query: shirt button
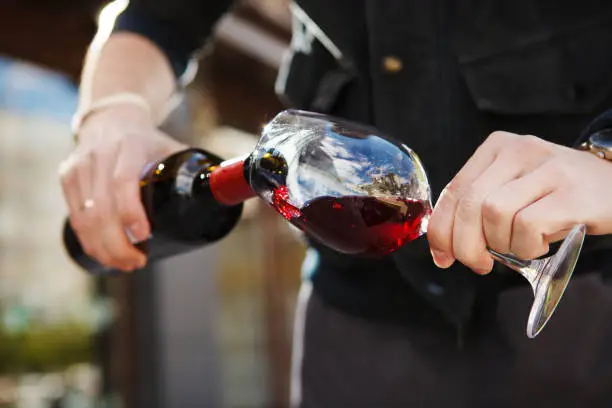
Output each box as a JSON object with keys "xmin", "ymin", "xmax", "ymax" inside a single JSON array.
[{"xmin": 382, "ymin": 55, "xmax": 403, "ymax": 74}]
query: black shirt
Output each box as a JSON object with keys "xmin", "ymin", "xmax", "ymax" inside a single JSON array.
[{"xmin": 113, "ymin": 0, "xmax": 612, "ymax": 332}]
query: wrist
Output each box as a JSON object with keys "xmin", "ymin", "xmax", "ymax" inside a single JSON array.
[
  {"xmin": 72, "ymin": 92, "xmax": 157, "ymax": 142},
  {"xmin": 86, "ymin": 102, "xmax": 153, "ymax": 125},
  {"xmin": 75, "ymin": 105, "xmax": 158, "ymax": 146}
]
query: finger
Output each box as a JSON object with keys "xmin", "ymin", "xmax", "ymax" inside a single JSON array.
[
  {"xmin": 482, "ymin": 163, "xmax": 556, "ymax": 256},
  {"xmin": 427, "ymin": 131, "xmax": 512, "ymax": 266},
  {"xmin": 71, "ymin": 150, "xmax": 116, "ymax": 267},
  {"xmin": 452, "ymin": 156, "xmax": 528, "ymax": 274},
  {"xmin": 92, "ymin": 148, "xmax": 147, "ymax": 271},
  {"xmin": 544, "ymin": 229, "xmax": 572, "ymax": 244},
  {"xmin": 59, "ymin": 154, "xmax": 105, "ymax": 259},
  {"xmin": 511, "ymin": 191, "xmax": 576, "ymax": 260},
  {"xmin": 113, "ymin": 137, "xmax": 151, "ymax": 243},
  {"xmin": 427, "ymin": 186, "xmax": 459, "ymax": 268},
  {"xmin": 58, "ymin": 156, "xmax": 83, "ymax": 222}
]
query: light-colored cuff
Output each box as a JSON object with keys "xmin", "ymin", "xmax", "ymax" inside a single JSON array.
[{"xmin": 71, "ymin": 92, "xmax": 154, "ymax": 136}]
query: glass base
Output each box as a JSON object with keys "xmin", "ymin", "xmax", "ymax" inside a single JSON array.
[{"xmin": 526, "ymin": 224, "xmax": 586, "ymax": 338}]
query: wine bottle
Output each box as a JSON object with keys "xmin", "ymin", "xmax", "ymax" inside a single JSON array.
[{"xmin": 63, "ymin": 147, "xmax": 254, "ymax": 274}]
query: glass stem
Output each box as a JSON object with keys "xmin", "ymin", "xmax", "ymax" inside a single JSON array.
[{"xmin": 488, "ymin": 249, "xmax": 548, "ymax": 290}]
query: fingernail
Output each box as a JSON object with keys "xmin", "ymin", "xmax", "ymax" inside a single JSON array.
[
  {"xmin": 473, "ymin": 267, "xmax": 492, "ymax": 275},
  {"xmin": 431, "ymin": 249, "xmax": 455, "ymax": 268},
  {"xmin": 128, "ymin": 223, "xmax": 148, "ymax": 242}
]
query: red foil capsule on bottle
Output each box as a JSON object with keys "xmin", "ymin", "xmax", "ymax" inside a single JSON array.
[{"xmin": 209, "ymin": 156, "xmax": 255, "ymax": 205}]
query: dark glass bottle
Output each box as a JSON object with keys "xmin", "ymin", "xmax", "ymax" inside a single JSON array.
[{"xmin": 63, "ymin": 148, "xmax": 254, "ymax": 274}]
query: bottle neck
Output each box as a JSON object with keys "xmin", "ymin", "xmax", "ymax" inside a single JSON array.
[{"xmin": 209, "ymin": 154, "xmax": 256, "ymax": 205}]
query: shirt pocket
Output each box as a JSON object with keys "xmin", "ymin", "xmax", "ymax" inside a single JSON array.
[{"xmin": 455, "ymin": 15, "xmax": 612, "ymax": 115}]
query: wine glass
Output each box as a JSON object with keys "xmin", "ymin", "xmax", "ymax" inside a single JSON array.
[{"xmin": 249, "ymin": 109, "xmax": 586, "ymax": 338}]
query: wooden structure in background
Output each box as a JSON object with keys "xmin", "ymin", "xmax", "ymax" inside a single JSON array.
[{"xmin": 0, "ymin": 1, "xmax": 298, "ymax": 407}]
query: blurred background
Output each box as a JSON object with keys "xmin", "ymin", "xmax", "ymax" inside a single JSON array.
[{"xmin": 0, "ymin": 1, "xmax": 305, "ymax": 407}]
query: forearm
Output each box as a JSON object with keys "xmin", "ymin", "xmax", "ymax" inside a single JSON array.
[
  {"xmin": 77, "ymin": 0, "xmax": 234, "ymax": 125},
  {"xmin": 78, "ymin": 31, "xmax": 176, "ymax": 123}
]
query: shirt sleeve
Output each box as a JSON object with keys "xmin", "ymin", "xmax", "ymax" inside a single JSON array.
[{"xmin": 112, "ymin": 0, "xmax": 235, "ymax": 78}]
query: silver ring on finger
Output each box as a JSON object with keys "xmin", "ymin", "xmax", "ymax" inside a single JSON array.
[{"xmin": 81, "ymin": 198, "xmax": 95, "ymax": 211}]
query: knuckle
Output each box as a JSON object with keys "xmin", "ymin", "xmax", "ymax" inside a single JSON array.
[
  {"xmin": 439, "ymin": 182, "xmax": 462, "ymax": 207},
  {"xmin": 521, "ymin": 134, "xmax": 553, "ymax": 156},
  {"xmin": 58, "ymin": 157, "xmax": 81, "ymax": 183},
  {"xmin": 442, "ymin": 182, "xmax": 460, "ymax": 199},
  {"xmin": 514, "ymin": 210, "xmax": 535, "ymax": 235},
  {"xmin": 57, "ymin": 159, "xmax": 72, "ymax": 179},
  {"xmin": 482, "ymin": 196, "xmax": 507, "ymax": 224},
  {"xmin": 501, "ymin": 134, "xmax": 540, "ymax": 160},
  {"xmin": 456, "ymin": 189, "xmax": 480, "ymax": 219},
  {"xmin": 59, "ymin": 169, "xmax": 75, "ymax": 188},
  {"xmin": 515, "ymin": 135, "xmax": 537, "ymax": 153},
  {"xmin": 488, "ymin": 130, "xmax": 513, "ymax": 145},
  {"xmin": 520, "ymin": 134, "xmax": 541, "ymax": 148},
  {"xmin": 462, "ymin": 186, "xmax": 480, "ymax": 205},
  {"xmin": 488, "ymin": 130, "xmax": 507, "ymax": 141}
]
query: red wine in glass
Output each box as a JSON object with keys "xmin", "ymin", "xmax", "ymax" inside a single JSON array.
[{"xmin": 272, "ymin": 186, "xmax": 430, "ymax": 256}]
